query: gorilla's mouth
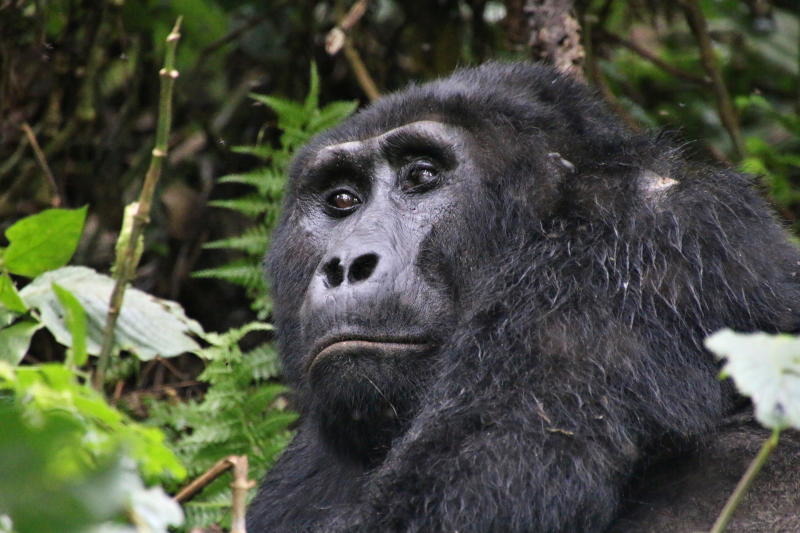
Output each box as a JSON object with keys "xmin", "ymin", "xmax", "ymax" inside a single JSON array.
[{"xmin": 307, "ymin": 337, "xmax": 434, "ymax": 373}]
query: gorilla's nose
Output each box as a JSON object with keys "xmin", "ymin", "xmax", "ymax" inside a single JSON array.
[{"xmin": 320, "ymin": 253, "xmax": 380, "ymax": 288}]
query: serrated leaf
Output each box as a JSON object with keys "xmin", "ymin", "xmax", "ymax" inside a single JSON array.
[
  {"xmin": 250, "ymin": 94, "xmax": 306, "ymax": 130},
  {"xmin": 20, "ymin": 266, "xmax": 203, "ymax": 360},
  {"xmin": 705, "ymin": 329, "xmax": 800, "ymax": 430},
  {"xmin": 192, "ymin": 261, "xmax": 264, "ymax": 288},
  {"xmin": 0, "ymin": 320, "xmax": 43, "ymax": 365},
  {"xmin": 52, "ymin": 283, "xmax": 88, "ymax": 367},
  {"xmin": 230, "ymin": 144, "xmax": 273, "ymax": 159},
  {"xmin": 310, "ymin": 100, "xmax": 359, "ymax": 133},
  {"xmin": 203, "ymin": 227, "xmax": 268, "ymax": 255},
  {"xmin": 208, "ymin": 195, "xmax": 269, "ymax": 217},
  {"xmin": 3, "ymin": 206, "xmax": 87, "ymax": 277},
  {"xmin": 218, "ymin": 169, "xmax": 271, "ymax": 191}
]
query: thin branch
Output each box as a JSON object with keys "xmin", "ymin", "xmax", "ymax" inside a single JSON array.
[
  {"xmin": 680, "ymin": 0, "xmax": 744, "ymax": 159},
  {"xmin": 342, "ymin": 41, "xmax": 381, "ymax": 102},
  {"xmin": 339, "ymin": 0, "xmax": 369, "ymax": 32},
  {"xmin": 325, "ymin": 0, "xmax": 369, "ymax": 55},
  {"xmin": 230, "ymin": 455, "xmax": 256, "ymax": 533},
  {"xmin": 599, "ymin": 31, "xmax": 711, "ymax": 86},
  {"xmin": 174, "ymin": 456, "xmax": 234, "ymax": 503},
  {"xmin": 197, "ymin": 14, "xmax": 269, "ymax": 63},
  {"xmin": 710, "ymin": 428, "xmax": 780, "ymax": 533},
  {"xmin": 94, "ymin": 17, "xmax": 183, "ymax": 391},
  {"xmin": 20, "ymin": 122, "xmax": 61, "ymax": 206},
  {"xmin": 324, "ymin": 0, "xmax": 380, "ymax": 101},
  {"xmin": 583, "ymin": 16, "xmax": 639, "ymax": 130}
]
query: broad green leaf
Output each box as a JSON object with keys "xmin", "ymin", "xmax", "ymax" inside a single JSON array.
[
  {"xmin": 0, "ymin": 273, "xmax": 27, "ymax": 314},
  {"xmin": 705, "ymin": 329, "xmax": 800, "ymax": 430},
  {"xmin": 0, "ymin": 320, "xmax": 43, "ymax": 365},
  {"xmin": 0, "ymin": 404, "xmax": 122, "ymax": 533},
  {"xmin": 20, "ymin": 266, "xmax": 203, "ymax": 360},
  {"xmin": 2, "ymin": 207, "xmax": 87, "ymax": 278},
  {"xmin": 1, "ymin": 363, "xmax": 185, "ymax": 480},
  {"xmin": 52, "ymin": 283, "xmax": 88, "ymax": 367}
]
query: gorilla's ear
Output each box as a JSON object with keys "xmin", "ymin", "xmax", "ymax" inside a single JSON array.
[{"xmin": 639, "ymin": 169, "xmax": 678, "ymax": 201}]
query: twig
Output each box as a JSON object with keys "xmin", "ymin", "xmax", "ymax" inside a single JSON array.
[
  {"xmin": 230, "ymin": 455, "xmax": 256, "ymax": 533},
  {"xmin": 93, "ymin": 17, "xmax": 183, "ymax": 391},
  {"xmin": 173, "ymin": 455, "xmax": 255, "ymax": 532},
  {"xmin": 174, "ymin": 456, "xmax": 234, "ymax": 503},
  {"xmin": 342, "ymin": 41, "xmax": 381, "ymax": 102},
  {"xmin": 710, "ymin": 428, "xmax": 780, "ymax": 533},
  {"xmin": 583, "ymin": 16, "xmax": 639, "ymax": 130},
  {"xmin": 324, "ymin": 0, "xmax": 369, "ymax": 55},
  {"xmin": 680, "ymin": 0, "xmax": 744, "ymax": 159},
  {"xmin": 324, "ymin": 0, "xmax": 380, "ymax": 101},
  {"xmin": 599, "ymin": 31, "xmax": 711, "ymax": 86},
  {"xmin": 20, "ymin": 122, "xmax": 61, "ymax": 206}
]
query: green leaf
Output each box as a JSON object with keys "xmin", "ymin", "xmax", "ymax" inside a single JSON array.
[
  {"xmin": 0, "ymin": 320, "xmax": 42, "ymax": 365},
  {"xmin": 1, "ymin": 363, "xmax": 186, "ymax": 481},
  {"xmin": 705, "ymin": 329, "xmax": 800, "ymax": 430},
  {"xmin": 203, "ymin": 226, "xmax": 269, "ymax": 255},
  {"xmin": 249, "ymin": 94, "xmax": 306, "ymax": 130},
  {"xmin": 192, "ymin": 261, "xmax": 265, "ymax": 288},
  {"xmin": 2, "ymin": 207, "xmax": 87, "ymax": 278},
  {"xmin": 0, "ymin": 273, "xmax": 27, "ymax": 314},
  {"xmin": 20, "ymin": 266, "xmax": 204, "ymax": 360},
  {"xmin": 208, "ymin": 195, "xmax": 270, "ymax": 217},
  {"xmin": 310, "ymin": 100, "xmax": 359, "ymax": 133},
  {"xmin": 52, "ymin": 283, "xmax": 88, "ymax": 368}
]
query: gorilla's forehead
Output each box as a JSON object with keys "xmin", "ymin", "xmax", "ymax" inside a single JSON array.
[{"xmin": 314, "ymin": 120, "xmax": 463, "ymax": 161}]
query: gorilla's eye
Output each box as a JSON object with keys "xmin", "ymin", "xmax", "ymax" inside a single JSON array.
[
  {"xmin": 401, "ymin": 160, "xmax": 440, "ymax": 192},
  {"xmin": 326, "ymin": 190, "xmax": 361, "ymax": 213}
]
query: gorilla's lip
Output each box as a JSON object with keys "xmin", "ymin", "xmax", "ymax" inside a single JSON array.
[{"xmin": 307, "ymin": 336, "xmax": 434, "ymax": 372}]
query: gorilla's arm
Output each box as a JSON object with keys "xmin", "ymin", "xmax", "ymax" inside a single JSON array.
[{"xmin": 339, "ymin": 313, "xmax": 727, "ymax": 532}]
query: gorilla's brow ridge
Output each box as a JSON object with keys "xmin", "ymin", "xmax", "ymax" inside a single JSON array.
[{"xmin": 313, "ymin": 120, "xmax": 461, "ymax": 165}]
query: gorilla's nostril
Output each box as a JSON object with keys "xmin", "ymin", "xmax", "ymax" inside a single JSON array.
[
  {"xmin": 322, "ymin": 258, "xmax": 344, "ymax": 288},
  {"xmin": 348, "ymin": 253, "xmax": 379, "ymax": 283}
]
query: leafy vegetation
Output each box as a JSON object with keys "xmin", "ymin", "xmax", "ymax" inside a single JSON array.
[
  {"xmin": 196, "ymin": 64, "xmax": 357, "ymax": 317},
  {"xmin": 1, "ymin": 1, "xmax": 798, "ymax": 531}
]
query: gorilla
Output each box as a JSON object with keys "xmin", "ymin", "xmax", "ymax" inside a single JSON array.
[{"xmin": 246, "ymin": 62, "xmax": 800, "ymax": 532}]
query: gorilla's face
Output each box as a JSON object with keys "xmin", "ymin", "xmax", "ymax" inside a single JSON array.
[{"xmin": 272, "ymin": 120, "xmax": 479, "ymax": 460}]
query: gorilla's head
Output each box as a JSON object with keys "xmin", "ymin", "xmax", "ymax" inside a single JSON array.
[{"xmin": 267, "ymin": 62, "xmax": 636, "ymax": 462}]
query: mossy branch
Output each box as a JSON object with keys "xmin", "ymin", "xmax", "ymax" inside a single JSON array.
[{"xmin": 94, "ymin": 17, "xmax": 183, "ymax": 391}]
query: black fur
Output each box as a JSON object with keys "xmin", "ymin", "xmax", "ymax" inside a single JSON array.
[{"xmin": 246, "ymin": 62, "xmax": 800, "ymax": 532}]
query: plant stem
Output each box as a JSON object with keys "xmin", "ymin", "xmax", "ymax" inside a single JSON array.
[
  {"xmin": 230, "ymin": 455, "xmax": 256, "ymax": 533},
  {"xmin": 93, "ymin": 17, "xmax": 182, "ymax": 391},
  {"xmin": 680, "ymin": 0, "xmax": 744, "ymax": 159},
  {"xmin": 710, "ymin": 427, "xmax": 781, "ymax": 533}
]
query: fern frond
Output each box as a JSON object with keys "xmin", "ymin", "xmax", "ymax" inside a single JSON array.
[
  {"xmin": 208, "ymin": 194, "xmax": 269, "ymax": 217},
  {"xmin": 230, "ymin": 144, "xmax": 272, "ymax": 159},
  {"xmin": 310, "ymin": 100, "xmax": 359, "ymax": 133},
  {"xmin": 192, "ymin": 261, "xmax": 264, "ymax": 289},
  {"xmin": 250, "ymin": 94, "xmax": 306, "ymax": 130},
  {"xmin": 246, "ymin": 342, "xmax": 281, "ymax": 380},
  {"xmin": 203, "ymin": 226, "xmax": 269, "ymax": 255}
]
